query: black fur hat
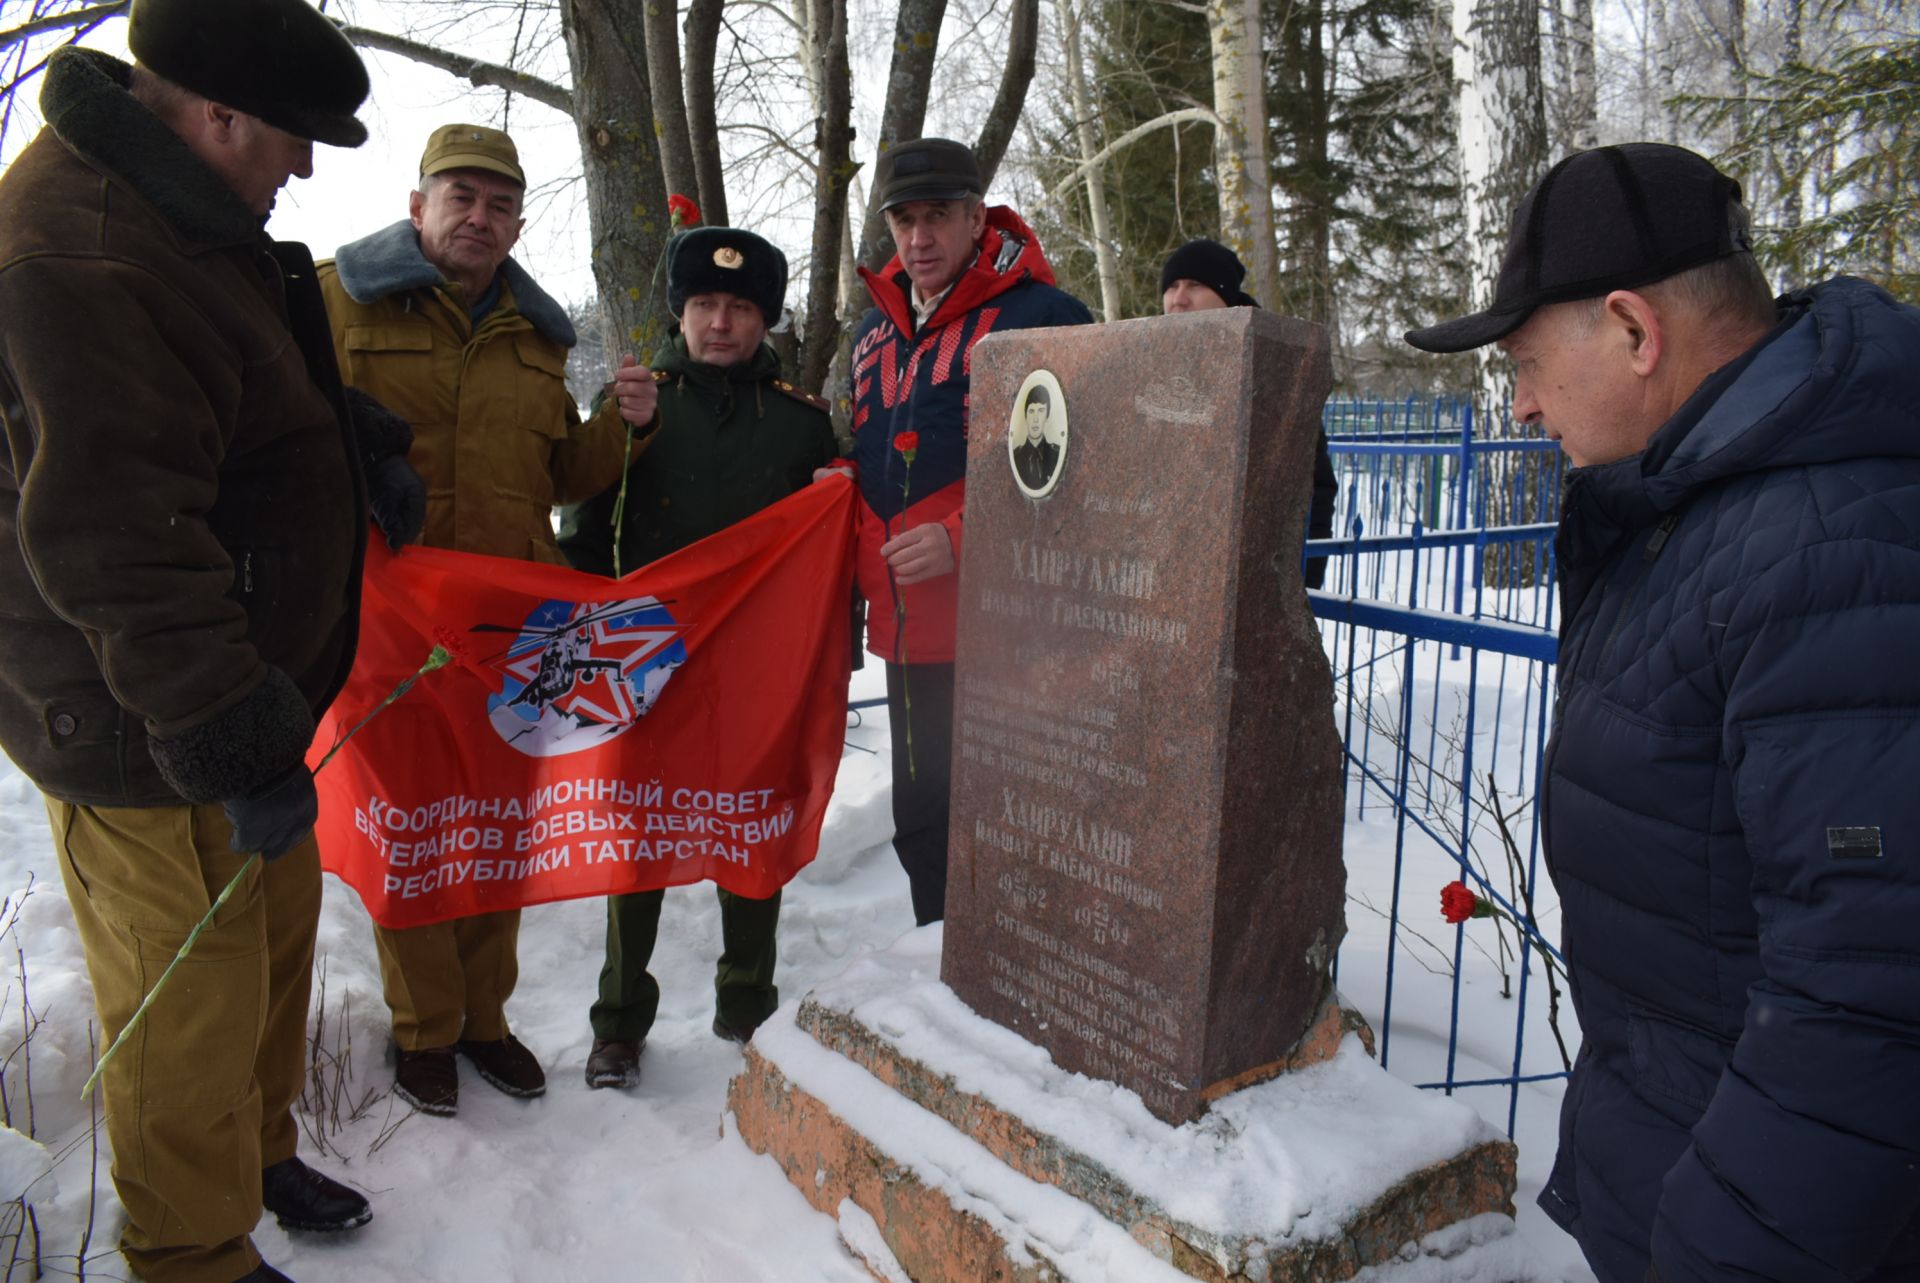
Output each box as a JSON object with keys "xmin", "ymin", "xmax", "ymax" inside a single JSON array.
[
  {"xmin": 666, "ymin": 228, "xmax": 788, "ymax": 324},
  {"xmin": 128, "ymin": 0, "xmax": 370, "ymax": 147}
]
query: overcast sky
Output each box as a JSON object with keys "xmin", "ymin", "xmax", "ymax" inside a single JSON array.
[
  {"xmin": 0, "ymin": 0, "xmax": 1034, "ymax": 317},
  {"xmin": 1, "ymin": 4, "xmax": 601, "ymax": 305}
]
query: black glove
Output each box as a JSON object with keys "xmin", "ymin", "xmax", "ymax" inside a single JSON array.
[
  {"xmin": 343, "ymin": 385, "xmax": 413, "ymax": 462},
  {"xmin": 343, "ymin": 386, "xmax": 425, "ymax": 551},
  {"xmin": 222, "ymin": 764, "xmax": 319, "ymax": 861},
  {"xmin": 368, "ymin": 453, "xmax": 426, "ymax": 551}
]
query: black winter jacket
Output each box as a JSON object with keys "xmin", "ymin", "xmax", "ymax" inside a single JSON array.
[{"xmin": 1540, "ymin": 276, "xmax": 1920, "ymax": 1283}]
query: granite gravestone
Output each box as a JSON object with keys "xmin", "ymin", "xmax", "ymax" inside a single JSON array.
[{"xmin": 941, "ymin": 307, "xmax": 1344, "ymax": 1125}]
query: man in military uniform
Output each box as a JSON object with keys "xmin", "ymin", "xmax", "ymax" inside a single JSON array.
[
  {"xmin": 558, "ymin": 227, "xmax": 837, "ymax": 1089},
  {"xmin": 0, "ymin": 0, "xmax": 398, "ymax": 1277},
  {"xmin": 317, "ymin": 124, "xmax": 658, "ymax": 1117}
]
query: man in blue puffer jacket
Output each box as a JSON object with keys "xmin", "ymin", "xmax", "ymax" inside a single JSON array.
[{"xmin": 1407, "ymin": 143, "xmax": 1920, "ymax": 1283}]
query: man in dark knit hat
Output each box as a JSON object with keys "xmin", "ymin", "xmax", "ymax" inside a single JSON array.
[
  {"xmin": 1160, "ymin": 238, "xmax": 1338, "ymax": 589},
  {"xmin": 556, "ymin": 227, "xmax": 837, "ymax": 1090},
  {"xmin": 1407, "ymin": 143, "xmax": 1920, "ymax": 1283},
  {"xmin": 0, "ymin": 0, "xmax": 406, "ymax": 1278},
  {"xmin": 827, "ymin": 138, "xmax": 1092, "ymax": 927},
  {"xmin": 318, "ymin": 124, "xmax": 657, "ymax": 1120}
]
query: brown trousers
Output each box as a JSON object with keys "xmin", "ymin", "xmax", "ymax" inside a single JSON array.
[
  {"xmin": 47, "ymin": 799, "xmax": 318, "ymax": 1283},
  {"xmin": 372, "ymin": 909, "xmax": 520, "ymax": 1050}
]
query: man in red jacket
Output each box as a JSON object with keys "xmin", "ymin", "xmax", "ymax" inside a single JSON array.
[{"xmin": 827, "ymin": 139, "xmax": 1091, "ymax": 924}]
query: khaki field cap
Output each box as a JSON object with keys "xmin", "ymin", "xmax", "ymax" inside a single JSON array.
[
  {"xmin": 127, "ymin": 0, "xmax": 370, "ymax": 146},
  {"xmin": 420, "ymin": 124, "xmax": 526, "ymax": 188}
]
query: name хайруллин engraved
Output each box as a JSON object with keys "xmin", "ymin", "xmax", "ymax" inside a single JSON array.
[
  {"xmin": 975, "ymin": 786, "xmax": 1165, "ymax": 912},
  {"xmin": 979, "ymin": 539, "xmax": 1191, "ymax": 648}
]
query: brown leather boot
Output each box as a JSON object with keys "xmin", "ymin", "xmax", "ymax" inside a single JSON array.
[{"xmin": 584, "ymin": 1038, "xmax": 642, "ymax": 1090}]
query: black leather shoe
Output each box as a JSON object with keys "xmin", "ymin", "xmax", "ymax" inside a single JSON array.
[
  {"xmin": 457, "ymin": 1033, "xmax": 547, "ymax": 1098},
  {"xmin": 394, "ymin": 1045, "xmax": 459, "ymax": 1116},
  {"xmin": 232, "ymin": 1264, "xmax": 294, "ymax": 1283},
  {"xmin": 584, "ymin": 1038, "xmax": 641, "ymax": 1089},
  {"xmin": 260, "ymin": 1157, "xmax": 371, "ymax": 1232}
]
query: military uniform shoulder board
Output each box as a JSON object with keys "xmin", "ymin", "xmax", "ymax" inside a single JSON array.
[{"xmin": 771, "ymin": 379, "xmax": 831, "ymax": 413}]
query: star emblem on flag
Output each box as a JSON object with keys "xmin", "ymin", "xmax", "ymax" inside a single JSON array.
[{"xmin": 493, "ymin": 598, "xmax": 685, "ymax": 727}]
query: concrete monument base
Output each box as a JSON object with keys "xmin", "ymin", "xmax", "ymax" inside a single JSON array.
[{"xmin": 728, "ymin": 931, "xmax": 1537, "ymax": 1283}]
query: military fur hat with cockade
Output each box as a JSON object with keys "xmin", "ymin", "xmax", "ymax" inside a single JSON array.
[{"xmin": 666, "ymin": 228, "xmax": 789, "ymax": 325}]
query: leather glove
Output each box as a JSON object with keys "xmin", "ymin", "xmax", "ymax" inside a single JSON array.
[
  {"xmin": 222, "ymin": 764, "xmax": 319, "ymax": 861},
  {"xmin": 368, "ymin": 453, "xmax": 426, "ymax": 551}
]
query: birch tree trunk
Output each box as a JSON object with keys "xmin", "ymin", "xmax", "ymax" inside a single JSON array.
[
  {"xmin": 1454, "ymin": 0, "xmax": 1546, "ymax": 419},
  {"xmin": 1650, "ymin": 0, "xmax": 1679, "ymax": 141},
  {"xmin": 1721, "ymin": 0, "xmax": 1746, "ymax": 139},
  {"xmin": 854, "ymin": 0, "xmax": 949, "ymax": 271},
  {"xmin": 1208, "ymin": 0, "xmax": 1279, "ymax": 306},
  {"xmin": 1568, "ymin": 0, "xmax": 1597, "ymax": 150},
  {"xmin": 799, "ymin": 0, "xmax": 853, "ymax": 394},
  {"xmin": 681, "ymin": 0, "xmax": 728, "ymax": 225},
  {"xmin": 1059, "ymin": 0, "xmax": 1121, "ymax": 320},
  {"xmin": 643, "ymin": 0, "xmax": 697, "ymax": 201},
  {"xmin": 1778, "ymin": 0, "xmax": 1803, "ymax": 241},
  {"xmin": 562, "ymin": 0, "xmax": 674, "ymax": 362}
]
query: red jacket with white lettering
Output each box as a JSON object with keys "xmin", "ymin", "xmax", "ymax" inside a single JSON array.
[{"xmin": 840, "ymin": 207, "xmax": 1092, "ymax": 662}]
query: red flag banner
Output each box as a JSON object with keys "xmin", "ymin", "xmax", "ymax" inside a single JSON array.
[{"xmin": 311, "ymin": 477, "xmax": 857, "ymax": 929}]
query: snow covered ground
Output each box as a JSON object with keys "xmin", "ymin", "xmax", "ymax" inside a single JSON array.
[{"xmin": 0, "ymin": 660, "xmax": 1594, "ymax": 1281}]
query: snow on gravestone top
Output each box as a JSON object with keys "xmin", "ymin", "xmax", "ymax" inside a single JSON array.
[{"xmin": 940, "ymin": 306, "xmax": 1346, "ymax": 1125}]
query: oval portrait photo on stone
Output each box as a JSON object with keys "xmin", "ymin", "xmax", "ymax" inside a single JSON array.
[{"xmin": 1008, "ymin": 369, "xmax": 1068, "ymax": 499}]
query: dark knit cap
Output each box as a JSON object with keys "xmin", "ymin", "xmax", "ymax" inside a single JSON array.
[
  {"xmin": 874, "ymin": 138, "xmax": 983, "ymax": 212},
  {"xmin": 667, "ymin": 227, "xmax": 788, "ymax": 324},
  {"xmin": 1160, "ymin": 239, "xmax": 1256, "ymax": 308},
  {"xmin": 1406, "ymin": 143, "xmax": 1750, "ymax": 352},
  {"xmin": 128, "ymin": 0, "xmax": 369, "ymax": 147}
]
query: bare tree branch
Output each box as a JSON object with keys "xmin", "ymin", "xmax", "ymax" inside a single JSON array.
[
  {"xmin": 1038, "ymin": 106, "xmax": 1220, "ymax": 208},
  {"xmin": 0, "ymin": 2, "xmax": 127, "ymax": 57},
  {"xmin": 339, "ymin": 23, "xmax": 573, "ymax": 115}
]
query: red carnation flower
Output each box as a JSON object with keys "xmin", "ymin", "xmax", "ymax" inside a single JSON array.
[
  {"xmin": 894, "ymin": 431, "xmax": 920, "ymax": 455},
  {"xmin": 1440, "ymin": 880, "xmax": 1483, "ymax": 925},
  {"xmin": 668, "ymin": 193, "xmax": 701, "ymax": 228}
]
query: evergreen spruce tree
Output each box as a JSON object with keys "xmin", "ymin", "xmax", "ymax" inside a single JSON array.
[
  {"xmin": 1265, "ymin": 0, "xmax": 1469, "ymax": 390},
  {"xmin": 1684, "ymin": 31, "xmax": 1918, "ymax": 301}
]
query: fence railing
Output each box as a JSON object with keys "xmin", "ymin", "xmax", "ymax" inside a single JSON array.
[{"xmin": 1311, "ymin": 399, "xmax": 1570, "ymax": 1140}]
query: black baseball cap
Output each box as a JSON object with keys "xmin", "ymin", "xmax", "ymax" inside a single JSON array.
[
  {"xmin": 874, "ymin": 138, "xmax": 983, "ymax": 212},
  {"xmin": 1405, "ymin": 143, "xmax": 1750, "ymax": 353}
]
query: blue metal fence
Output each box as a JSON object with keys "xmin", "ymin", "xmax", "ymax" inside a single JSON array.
[{"xmin": 1312, "ymin": 397, "xmax": 1570, "ymax": 1139}]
